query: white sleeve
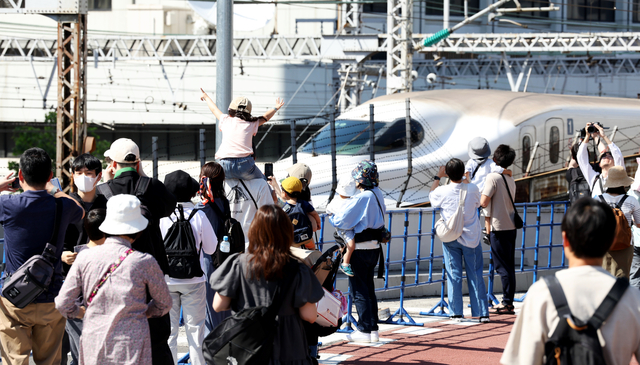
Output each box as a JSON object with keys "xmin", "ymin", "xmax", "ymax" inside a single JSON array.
[
  {"xmin": 257, "ymin": 181, "xmax": 274, "ymax": 207},
  {"xmin": 465, "ymin": 160, "xmax": 475, "ymax": 173},
  {"xmin": 429, "ymin": 187, "xmax": 444, "ymax": 208},
  {"xmin": 629, "ymin": 196, "xmax": 640, "ymax": 226},
  {"xmin": 609, "ymin": 142, "xmax": 624, "ymax": 167},
  {"xmin": 490, "ymin": 161, "xmax": 504, "ymax": 174},
  {"xmin": 199, "ymin": 212, "xmax": 217, "ymax": 255},
  {"xmin": 159, "ymin": 216, "xmax": 173, "ymax": 239},
  {"xmin": 577, "ymin": 142, "xmax": 598, "ymax": 189}
]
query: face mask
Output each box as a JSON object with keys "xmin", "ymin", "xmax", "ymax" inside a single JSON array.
[{"xmin": 75, "ymin": 175, "xmax": 98, "ymax": 193}]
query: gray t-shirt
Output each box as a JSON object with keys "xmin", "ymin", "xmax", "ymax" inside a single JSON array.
[
  {"xmin": 209, "ymin": 253, "xmax": 324, "ymax": 364},
  {"xmin": 482, "ymin": 172, "xmax": 517, "ymax": 231}
]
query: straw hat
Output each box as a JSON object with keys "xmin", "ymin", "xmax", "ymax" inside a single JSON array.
[
  {"xmin": 603, "ymin": 166, "xmax": 634, "ymax": 189},
  {"xmin": 99, "ymin": 194, "xmax": 149, "ymax": 235}
]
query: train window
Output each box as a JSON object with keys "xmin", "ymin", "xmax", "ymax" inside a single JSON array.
[
  {"xmin": 298, "ymin": 120, "xmax": 384, "ymax": 155},
  {"xmin": 522, "ymin": 135, "xmax": 531, "ymax": 173},
  {"xmin": 373, "ymin": 119, "xmax": 424, "ymax": 153},
  {"xmin": 549, "ymin": 126, "xmax": 560, "ymax": 164}
]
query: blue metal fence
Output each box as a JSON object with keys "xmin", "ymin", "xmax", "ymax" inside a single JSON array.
[{"xmin": 0, "ymin": 201, "xmax": 569, "ymax": 364}]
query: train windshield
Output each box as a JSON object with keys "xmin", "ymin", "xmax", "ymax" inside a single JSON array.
[
  {"xmin": 299, "ymin": 120, "xmax": 384, "ymax": 155},
  {"xmin": 298, "ymin": 119, "xmax": 424, "ymax": 155}
]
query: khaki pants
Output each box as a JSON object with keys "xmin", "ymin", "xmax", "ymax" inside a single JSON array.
[
  {"xmin": 0, "ymin": 297, "xmax": 66, "ymax": 365},
  {"xmin": 603, "ymin": 245, "xmax": 634, "ymax": 278}
]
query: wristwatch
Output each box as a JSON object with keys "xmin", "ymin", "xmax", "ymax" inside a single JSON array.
[{"xmin": 433, "ymin": 176, "xmax": 441, "ymax": 181}]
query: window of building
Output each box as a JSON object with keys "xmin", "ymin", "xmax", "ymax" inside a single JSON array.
[
  {"xmin": 549, "ymin": 126, "xmax": 560, "ymax": 164},
  {"xmin": 568, "ymin": 0, "xmax": 614, "ymax": 22},
  {"xmin": 522, "ymin": 135, "xmax": 531, "ymax": 173},
  {"xmin": 425, "ymin": 0, "xmax": 480, "ymax": 16},
  {"xmin": 501, "ymin": 0, "xmax": 550, "ymax": 18},
  {"xmin": 363, "ymin": 3, "xmax": 387, "ymax": 13},
  {"xmin": 89, "ymin": 0, "xmax": 111, "ymax": 11}
]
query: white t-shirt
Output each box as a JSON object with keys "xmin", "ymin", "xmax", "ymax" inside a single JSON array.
[
  {"xmin": 428, "ymin": 182, "xmax": 482, "ymax": 248},
  {"xmin": 501, "ymin": 265, "xmax": 640, "ymax": 365},
  {"xmin": 465, "ymin": 158, "xmax": 504, "ymax": 193},
  {"xmin": 215, "ymin": 114, "xmax": 260, "ymax": 159},
  {"xmin": 159, "ymin": 202, "xmax": 217, "ymax": 285},
  {"xmin": 224, "ymin": 178, "xmax": 274, "ymax": 249}
]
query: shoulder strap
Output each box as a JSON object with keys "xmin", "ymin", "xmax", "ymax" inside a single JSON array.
[
  {"xmin": 49, "ymin": 198, "xmax": 63, "ymax": 246},
  {"xmin": 370, "ymin": 190, "xmax": 385, "ymax": 219},
  {"xmin": 592, "ymin": 174, "xmax": 602, "ymax": 194},
  {"xmin": 616, "ymin": 195, "xmax": 628, "ymax": 210},
  {"xmin": 598, "ymin": 195, "xmax": 607, "ymax": 204},
  {"xmin": 87, "ymin": 248, "xmax": 135, "ymax": 305},
  {"xmin": 265, "ymin": 260, "xmax": 298, "ymax": 320},
  {"xmin": 588, "ymin": 277, "xmax": 629, "ymax": 329},
  {"xmin": 543, "ymin": 275, "xmax": 572, "ymax": 319},
  {"xmin": 187, "ymin": 206, "xmax": 200, "ymax": 221},
  {"xmin": 96, "ymin": 183, "xmax": 114, "ymax": 200},
  {"xmin": 238, "ymin": 180, "xmax": 258, "ymax": 209},
  {"xmin": 176, "ymin": 204, "xmax": 185, "ymax": 221},
  {"xmin": 500, "ymin": 174, "xmax": 517, "ymax": 212},
  {"xmin": 134, "ymin": 176, "xmax": 151, "ymax": 198},
  {"xmin": 471, "ymin": 159, "xmax": 486, "ymax": 180}
]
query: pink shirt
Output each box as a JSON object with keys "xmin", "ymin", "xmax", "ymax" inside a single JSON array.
[{"xmin": 215, "ymin": 114, "xmax": 260, "ymax": 159}]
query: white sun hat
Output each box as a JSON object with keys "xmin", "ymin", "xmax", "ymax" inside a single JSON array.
[
  {"xmin": 99, "ymin": 194, "xmax": 149, "ymax": 235},
  {"xmin": 336, "ymin": 174, "xmax": 358, "ymax": 197}
]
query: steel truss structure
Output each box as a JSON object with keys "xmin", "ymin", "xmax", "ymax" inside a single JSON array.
[
  {"xmin": 56, "ymin": 14, "xmax": 87, "ymax": 191},
  {"xmin": 0, "ymin": 35, "xmax": 323, "ymax": 62},
  {"xmin": 386, "ymin": 0, "xmax": 413, "ymax": 94}
]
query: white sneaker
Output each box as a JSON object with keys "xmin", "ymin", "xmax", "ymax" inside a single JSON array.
[
  {"xmin": 370, "ymin": 331, "xmax": 379, "ymax": 342},
  {"xmin": 346, "ymin": 329, "xmax": 371, "ymax": 343}
]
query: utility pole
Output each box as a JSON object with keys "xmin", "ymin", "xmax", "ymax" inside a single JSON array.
[
  {"xmin": 386, "ymin": 0, "xmax": 413, "ymax": 94},
  {"xmin": 216, "ymin": 0, "xmax": 233, "ymax": 152}
]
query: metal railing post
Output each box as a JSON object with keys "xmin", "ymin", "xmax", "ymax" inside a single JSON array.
[
  {"xmin": 290, "ymin": 120, "xmax": 297, "ymax": 164},
  {"xmin": 199, "ymin": 128, "xmax": 206, "ymax": 168},
  {"xmin": 369, "ymin": 104, "xmax": 375, "ymax": 162},
  {"xmin": 152, "ymin": 136, "xmax": 158, "ymax": 180}
]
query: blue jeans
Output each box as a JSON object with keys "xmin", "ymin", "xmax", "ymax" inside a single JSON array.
[
  {"xmin": 348, "ymin": 249, "xmax": 380, "ymax": 333},
  {"xmin": 442, "ymin": 240, "xmax": 489, "ymax": 317},
  {"xmin": 218, "ymin": 157, "xmax": 266, "ymax": 181}
]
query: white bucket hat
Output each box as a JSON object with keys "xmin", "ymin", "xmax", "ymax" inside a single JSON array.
[
  {"xmin": 99, "ymin": 194, "xmax": 149, "ymax": 235},
  {"xmin": 336, "ymin": 175, "xmax": 358, "ymax": 197}
]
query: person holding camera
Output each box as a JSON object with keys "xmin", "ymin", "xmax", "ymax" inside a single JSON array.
[
  {"xmin": 0, "ymin": 148, "xmax": 84, "ymax": 365},
  {"xmin": 577, "ymin": 122, "xmax": 624, "ymax": 197}
]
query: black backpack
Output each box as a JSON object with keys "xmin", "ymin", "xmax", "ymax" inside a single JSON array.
[
  {"xmin": 202, "ymin": 258, "xmax": 297, "ymax": 364},
  {"xmin": 163, "ymin": 204, "xmax": 203, "ymax": 279},
  {"xmin": 568, "ymin": 168, "xmax": 591, "ymax": 204},
  {"xmin": 283, "ymin": 202, "xmax": 313, "ymax": 244},
  {"xmin": 543, "ymin": 275, "xmax": 629, "ymax": 365},
  {"xmin": 209, "ymin": 199, "xmax": 246, "ymax": 269},
  {"xmin": 97, "ymin": 177, "xmax": 152, "ymax": 221}
]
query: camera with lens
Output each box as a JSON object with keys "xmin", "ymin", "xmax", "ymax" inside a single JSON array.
[{"xmin": 579, "ymin": 122, "xmax": 607, "ymax": 139}]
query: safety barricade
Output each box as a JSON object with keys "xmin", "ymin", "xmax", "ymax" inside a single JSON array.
[{"xmin": 317, "ymin": 201, "xmax": 569, "ymax": 332}]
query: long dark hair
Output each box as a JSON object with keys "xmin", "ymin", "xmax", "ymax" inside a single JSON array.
[
  {"xmin": 200, "ymin": 162, "xmax": 225, "ymax": 200},
  {"xmin": 247, "ymin": 205, "xmax": 293, "ymax": 281},
  {"xmin": 228, "ymin": 109, "xmax": 264, "ymax": 123}
]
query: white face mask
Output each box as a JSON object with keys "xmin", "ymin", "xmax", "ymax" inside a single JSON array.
[{"xmin": 74, "ymin": 175, "xmax": 98, "ymax": 193}]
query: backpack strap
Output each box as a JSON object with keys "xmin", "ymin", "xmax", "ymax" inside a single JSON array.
[
  {"xmin": 588, "ymin": 277, "xmax": 629, "ymax": 330},
  {"xmin": 598, "ymin": 195, "xmax": 607, "ymax": 204},
  {"xmin": 543, "ymin": 275, "xmax": 572, "ymax": 319},
  {"xmin": 187, "ymin": 206, "xmax": 200, "ymax": 221},
  {"xmin": 470, "ymin": 159, "xmax": 486, "ymax": 180},
  {"xmin": 592, "ymin": 174, "xmax": 603, "ymax": 195},
  {"xmin": 238, "ymin": 180, "xmax": 258, "ymax": 209},
  {"xmin": 134, "ymin": 176, "xmax": 151, "ymax": 198},
  {"xmin": 96, "ymin": 183, "xmax": 115, "ymax": 200},
  {"xmin": 176, "ymin": 204, "xmax": 186, "ymax": 221},
  {"xmin": 615, "ymin": 195, "xmax": 628, "ymax": 210}
]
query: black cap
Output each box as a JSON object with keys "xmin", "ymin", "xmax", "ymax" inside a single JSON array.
[{"xmin": 164, "ymin": 170, "xmax": 199, "ymax": 202}]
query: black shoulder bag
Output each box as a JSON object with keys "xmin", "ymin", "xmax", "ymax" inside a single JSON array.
[
  {"xmin": 202, "ymin": 259, "xmax": 298, "ymax": 364},
  {"xmin": 500, "ymin": 174, "xmax": 524, "ymax": 229},
  {"xmin": 371, "ymin": 191, "xmax": 389, "ymax": 279}
]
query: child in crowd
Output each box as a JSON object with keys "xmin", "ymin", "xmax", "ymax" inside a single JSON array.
[
  {"xmin": 200, "ymin": 89, "xmax": 284, "ymax": 180},
  {"xmin": 326, "ymin": 175, "xmax": 359, "ymax": 277},
  {"xmin": 281, "ymin": 177, "xmax": 321, "ymax": 250}
]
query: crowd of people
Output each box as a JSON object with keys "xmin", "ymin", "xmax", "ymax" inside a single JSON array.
[{"xmin": 0, "ymin": 92, "xmax": 639, "ymax": 365}]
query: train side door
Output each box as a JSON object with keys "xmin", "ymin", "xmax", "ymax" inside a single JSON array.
[
  {"xmin": 545, "ymin": 118, "xmax": 564, "ymax": 170},
  {"xmin": 519, "ymin": 125, "xmax": 536, "ymax": 175}
]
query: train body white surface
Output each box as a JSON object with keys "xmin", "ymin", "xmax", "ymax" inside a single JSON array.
[{"xmin": 272, "ymin": 89, "xmax": 640, "ymax": 209}]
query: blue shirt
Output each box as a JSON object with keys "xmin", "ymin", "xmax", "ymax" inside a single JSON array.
[
  {"xmin": 330, "ymin": 188, "xmax": 386, "ymax": 234},
  {"xmin": 0, "ymin": 191, "xmax": 83, "ymax": 303}
]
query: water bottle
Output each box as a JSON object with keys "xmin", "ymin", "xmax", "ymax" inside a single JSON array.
[{"xmin": 220, "ymin": 236, "xmax": 230, "ymax": 253}]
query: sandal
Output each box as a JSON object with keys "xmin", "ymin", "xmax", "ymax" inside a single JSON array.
[{"xmin": 490, "ymin": 304, "xmax": 515, "ymax": 315}]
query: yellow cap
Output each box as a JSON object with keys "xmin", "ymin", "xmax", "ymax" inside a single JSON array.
[{"xmin": 281, "ymin": 176, "xmax": 303, "ymax": 194}]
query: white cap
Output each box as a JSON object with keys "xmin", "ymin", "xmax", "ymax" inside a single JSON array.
[
  {"xmin": 104, "ymin": 138, "xmax": 140, "ymax": 164},
  {"xmin": 336, "ymin": 175, "xmax": 357, "ymax": 197},
  {"xmin": 99, "ymin": 194, "xmax": 148, "ymax": 235}
]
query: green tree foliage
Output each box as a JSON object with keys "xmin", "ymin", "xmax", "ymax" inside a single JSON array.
[{"xmin": 9, "ymin": 112, "xmax": 109, "ymax": 172}]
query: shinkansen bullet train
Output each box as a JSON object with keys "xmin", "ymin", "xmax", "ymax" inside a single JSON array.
[{"xmin": 273, "ymin": 89, "xmax": 640, "ymax": 208}]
